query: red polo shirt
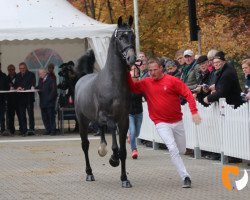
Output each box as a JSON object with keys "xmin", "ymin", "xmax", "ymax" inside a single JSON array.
[{"xmin": 127, "ymin": 72, "xmax": 198, "ymax": 124}]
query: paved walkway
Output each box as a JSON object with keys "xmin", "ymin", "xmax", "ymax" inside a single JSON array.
[{"xmin": 0, "ymin": 134, "xmax": 249, "ymax": 200}]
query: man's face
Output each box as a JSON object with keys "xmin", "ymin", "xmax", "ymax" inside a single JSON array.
[
  {"xmin": 167, "ymin": 65, "xmax": 177, "ymax": 73},
  {"xmin": 213, "ymin": 59, "xmax": 224, "ymax": 70},
  {"xmin": 19, "ymin": 64, "xmax": 27, "ymax": 74},
  {"xmin": 138, "ymin": 53, "xmax": 146, "ymax": 62},
  {"xmin": 38, "ymin": 70, "xmax": 46, "ymax": 79},
  {"xmin": 242, "ymin": 64, "xmax": 250, "ymax": 75},
  {"xmin": 199, "ymin": 61, "xmax": 209, "ymax": 72},
  {"xmin": 148, "ymin": 62, "xmax": 163, "ymax": 80},
  {"xmin": 177, "ymin": 56, "xmax": 185, "ymax": 65},
  {"xmin": 8, "ymin": 66, "xmax": 15, "ymax": 76},
  {"xmin": 184, "ymin": 55, "xmax": 195, "ymax": 65}
]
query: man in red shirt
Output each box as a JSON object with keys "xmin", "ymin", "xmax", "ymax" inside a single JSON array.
[{"xmin": 127, "ymin": 58, "xmax": 201, "ymax": 188}]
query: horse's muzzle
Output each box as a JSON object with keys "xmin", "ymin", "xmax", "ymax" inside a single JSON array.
[{"xmin": 126, "ymin": 49, "xmax": 136, "ymax": 66}]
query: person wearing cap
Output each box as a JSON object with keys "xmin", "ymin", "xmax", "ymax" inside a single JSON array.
[
  {"xmin": 204, "ymin": 51, "xmax": 243, "ymax": 108},
  {"xmin": 181, "ymin": 49, "xmax": 200, "ymax": 91},
  {"xmin": 127, "ymin": 58, "xmax": 202, "ymax": 188},
  {"xmin": 192, "ymin": 55, "xmax": 213, "ymax": 107},
  {"xmin": 165, "ymin": 59, "xmax": 181, "ymax": 78}
]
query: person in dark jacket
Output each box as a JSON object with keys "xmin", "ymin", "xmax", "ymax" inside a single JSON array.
[
  {"xmin": 37, "ymin": 68, "xmax": 57, "ymax": 135},
  {"xmin": 204, "ymin": 51, "xmax": 243, "ymax": 108},
  {"xmin": 192, "ymin": 55, "xmax": 213, "ymax": 107},
  {"xmin": 6, "ymin": 64, "xmax": 19, "ymax": 135},
  {"xmin": 0, "ymin": 63, "xmax": 8, "ymax": 134},
  {"xmin": 14, "ymin": 62, "xmax": 36, "ymax": 136},
  {"xmin": 128, "ymin": 65, "xmax": 143, "ymax": 159}
]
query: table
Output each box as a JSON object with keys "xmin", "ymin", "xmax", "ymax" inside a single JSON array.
[{"xmin": 0, "ymin": 89, "xmax": 39, "ymax": 93}]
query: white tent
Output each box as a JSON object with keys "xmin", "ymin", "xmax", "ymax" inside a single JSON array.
[{"xmin": 0, "ymin": 0, "xmax": 116, "ymax": 72}]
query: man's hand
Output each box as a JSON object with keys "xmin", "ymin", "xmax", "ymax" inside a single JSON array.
[
  {"xmin": 192, "ymin": 113, "xmax": 201, "ymax": 124},
  {"xmin": 203, "ymin": 97, "xmax": 209, "ymax": 104}
]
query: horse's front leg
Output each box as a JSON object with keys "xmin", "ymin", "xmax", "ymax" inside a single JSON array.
[
  {"xmin": 108, "ymin": 122, "xmax": 120, "ymax": 168},
  {"xmin": 118, "ymin": 118, "xmax": 132, "ymax": 188},
  {"xmin": 78, "ymin": 117, "xmax": 95, "ymax": 182},
  {"xmin": 98, "ymin": 125, "xmax": 108, "ymax": 157}
]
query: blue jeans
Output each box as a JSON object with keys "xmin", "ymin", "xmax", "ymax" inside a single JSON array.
[{"xmin": 129, "ymin": 113, "xmax": 143, "ymax": 151}]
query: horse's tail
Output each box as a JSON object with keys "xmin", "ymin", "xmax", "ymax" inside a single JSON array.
[{"xmin": 74, "ymin": 49, "xmax": 95, "ymax": 79}]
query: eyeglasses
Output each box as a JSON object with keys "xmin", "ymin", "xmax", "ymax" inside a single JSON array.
[{"xmin": 212, "ymin": 61, "xmax": 222, "ymax": 65}]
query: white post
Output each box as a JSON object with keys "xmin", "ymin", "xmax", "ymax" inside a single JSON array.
[
  {"xmin": 133, "ymin": 0, "xmax": 140, "ymax": 55},
  {"xmin": 219, "ymin": 98, "xmax": 228, "ymax": 164}
]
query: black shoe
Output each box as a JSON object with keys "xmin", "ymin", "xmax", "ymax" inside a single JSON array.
[
  {"xmin": 182, "ymin": 177, "xmax": 191, "ymax": 188},
  {"xmin": 22, "ymin": 132, "xmax": 28, "ymax": 137},
  {"xmin": 50, "ymin": 132, "xmax": 56, "ymax": 136},
  {"xmin": 27, "ymin": 129, "xmax": 35, "ymax": 136}
]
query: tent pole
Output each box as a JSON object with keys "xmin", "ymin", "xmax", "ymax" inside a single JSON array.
[{"xmin": 133, "ymin": 0, "xmax": 140, "ymax": 56}]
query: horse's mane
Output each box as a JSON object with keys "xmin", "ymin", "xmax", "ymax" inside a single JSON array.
[{"xmin": 74, "ymin": 49, "xmax": 95, "ymax": 79}]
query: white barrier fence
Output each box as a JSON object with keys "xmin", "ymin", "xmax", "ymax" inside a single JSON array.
[{"xmin": 139, "ymin": 99, "xmax": 250, "ymax": 161}]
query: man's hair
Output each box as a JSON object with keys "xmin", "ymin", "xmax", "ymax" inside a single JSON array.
[
  {"xmin": 242, "ymin": 59, "xmax": 250, "ymax": 67},
  {"xmin": 7, "ymin": 64, "xmax": 15, "ymax": 69},
  {"xmin": 147, "ymin": 58, "xmax": 161, "ymax": 67},
  {"xmin": 19, "ymin": 62, "xmax": 27, "ymax": 67}
]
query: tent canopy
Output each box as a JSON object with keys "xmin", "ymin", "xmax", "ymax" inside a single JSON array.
[
  {"xmin": 0, "ymin": 0, "xmax": 115, "ymax": 41},
  {"xmin": 0, "ymin": 0, "xmax": 117, "ymax": 69}
]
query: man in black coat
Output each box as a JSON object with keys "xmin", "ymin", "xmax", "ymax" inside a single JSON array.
[
  {"xmin": 14, "ymin": 62, "xmax": 36, "ymax": 136},
  {"xmin": 204, "ymin": 51, "xmax": 243, "ymax": 108},
  {"xmin": 37, "ymin": 68, "xmax": 57, "ymax": 135},
  {"xmin": 6, "ymin": 64, "xmax": 19, "ymax": 135},
  {"xmin": 0, "ymin": 63, "xmax": 8, "ymax": 134}
]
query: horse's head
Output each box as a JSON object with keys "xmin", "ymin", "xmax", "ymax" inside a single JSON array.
[{"xmin": 114, "ymin": 16, "xmax": 136, "ymax": 66}]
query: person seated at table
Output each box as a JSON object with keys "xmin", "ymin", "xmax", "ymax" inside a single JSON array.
[{"xmin": 37, "ymin": 68, "xmax": 58, "ymax": 135}]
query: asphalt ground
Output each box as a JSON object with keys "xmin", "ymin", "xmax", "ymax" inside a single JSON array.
[{"xmin": 0, "ymin": 133, "xmax": 249, "ymax": 200}]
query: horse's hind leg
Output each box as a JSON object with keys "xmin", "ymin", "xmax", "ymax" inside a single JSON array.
[
  {"xmin": 118, "ymin": 118, "xmax": 132, "ymax": 188},
  {"xmin": 78, "ymin": 116, "xmax": 95, "ymax": 181},
  {"xmin": 98, "ymin": 125, "xmax": 108, "ymax": 157}
]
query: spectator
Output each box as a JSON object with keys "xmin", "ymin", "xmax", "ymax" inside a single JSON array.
[
  {"xmin": 6, "ymin": 64, "xmax": 19, "ymax": 135},
  {"xmin": 47, "ymin": 63, "xmax": 57, "ymax": 81},
  {"xmin": 138, "ymin": 51, "xmax": 148, "ymax": 63},
  {"xmin": 127, "ymin": 58, "xmax": 201, "ymax": 188},
  {"xmin": 14, "ymin": 62, "xmax": 36, "ymax": 136},
  {"xmin": 138, "ymin": 60, "xmax": 149, "ymax": 80},
  {"xmin": 37, "ymin": 68, "xmax": 58, "ymax": 135},
  {"xmin": 192, "ymin": 55, "xmax": 212, "ymax": 107},
  {"xmin": 207, "ymin": 49, "xmax": 219, "ymax": 72},
  {"xmin": 241, "ymin": 59, "xmax": 250, "ymax": 100},
  {"xmin": 164, "ymin": 59, "xmax": 181, "ymax": 78},
  {"xmin": 181, "ymin": 49, "xmax": 199, "ymax": 91},
  {"xmin": 0, "ymin": 63, "xmax": 8, "ymax": 134},
  {"xmin": 128, "ymin": 65, "xmax": 143, "ymax": 159},
  {"xmin": 175, "ymin": 50, "xmax": 186, "ymax": 72},
  {"xmin": 204, "ymin": 51, "xmax": 243, "ymax": 108}
]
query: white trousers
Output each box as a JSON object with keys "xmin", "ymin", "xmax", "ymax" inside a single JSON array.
[{"xmin": 155, "ymin": 121, "xmax": 190, "ymax": 180}]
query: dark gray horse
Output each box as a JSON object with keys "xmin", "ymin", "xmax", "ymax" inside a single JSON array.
[{"xmin": 74, "ymin": 16, "xmax": 136, "ymax": 188}]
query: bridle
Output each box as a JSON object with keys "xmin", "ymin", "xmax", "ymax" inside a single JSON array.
[{"xmin": 114, "ymin": 29, "xmax": 135, "ymax": 61}]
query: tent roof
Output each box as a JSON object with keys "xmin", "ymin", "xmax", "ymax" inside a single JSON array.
[{"xmin": 0, "ymin": 0, "xmax": 116, "ymax": 41}]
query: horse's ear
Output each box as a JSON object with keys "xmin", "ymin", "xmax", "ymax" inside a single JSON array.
[
  {"xmin": 128, "ymin": 15, "xmax": 133, "ymax": 27},
  {"xmin": 118, "ymin": 16, "xmax": 123, "ymax": 27}
]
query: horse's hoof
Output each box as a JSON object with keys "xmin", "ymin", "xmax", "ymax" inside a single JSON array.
[
  {"xmin": 109, "ymin": 156, "xmax": 120, "ymax": 167},
  {"xmin": 86, "ymin": 174, "xmax": 95, "ymax": 181},
  {"xmin": 122, "ymin": 180, "xmax": 132, "ymax": 188},
  {"xmin": 98, "ymin": 143, "xmax": 108, "ymax": 157}
]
